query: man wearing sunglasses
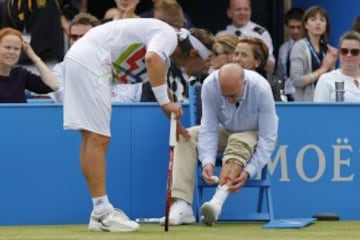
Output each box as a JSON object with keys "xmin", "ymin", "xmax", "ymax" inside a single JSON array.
[{"xmin": 314, "ymin": 31, "xmax": 360, "ymax": 102}]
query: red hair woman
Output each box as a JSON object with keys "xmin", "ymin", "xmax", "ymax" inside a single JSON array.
[{"xmin": 0, "ymin": 27, "xmax": 58, "ymax": 103}]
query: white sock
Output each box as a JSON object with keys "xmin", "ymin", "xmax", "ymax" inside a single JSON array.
[
  {"xmin": 92, "ymin": 195, "xmax": 113, "ymax": 215},
  {"xmin": 210, "ymin": 185, "xmax": 229, "ymax": 208},
  {"xmin": 175, "ymin": 198, "xmax": 187, "ymax": 205}
]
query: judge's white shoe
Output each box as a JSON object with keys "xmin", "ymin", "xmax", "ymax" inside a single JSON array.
[{"xmin": 160, "ymin": 200, "xmax": 196, "ymax": 226}]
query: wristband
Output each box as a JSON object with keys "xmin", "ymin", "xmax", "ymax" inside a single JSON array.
[{"xmin": 152, "ymin": 84, "xmax": 170, "ymax": 106}]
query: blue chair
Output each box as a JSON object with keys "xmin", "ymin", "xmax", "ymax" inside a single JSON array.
[{"xmin": 188, "ymin": 84, "xmax": 274, "ymax": 222}]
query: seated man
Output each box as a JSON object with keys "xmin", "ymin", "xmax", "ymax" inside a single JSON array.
[{"xmin": 161, "ymin": 63, "xmax": 278, "ymax": 226}]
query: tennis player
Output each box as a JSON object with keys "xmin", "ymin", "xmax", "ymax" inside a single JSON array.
[{"xmin": 63, "ymin": 15, "xmax": 213, "ymax": 232}]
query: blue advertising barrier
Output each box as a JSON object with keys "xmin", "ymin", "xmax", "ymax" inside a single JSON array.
[
  {"xmin": 270, "ymin": 103, "xmax": 360, "ymax": 220},
  {"xmin": 0, "ymin": 102, "xmax": 359, "ymax": 225}
]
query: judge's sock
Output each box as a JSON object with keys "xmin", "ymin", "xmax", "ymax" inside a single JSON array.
[{"xmin": 209, "ymin": 184, "xmax": 229, "ymax": 208}]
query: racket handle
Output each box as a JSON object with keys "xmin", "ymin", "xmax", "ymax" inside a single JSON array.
[{"xmin": 169, "ymin": 112, "xmax": 176, "ymax": 147}]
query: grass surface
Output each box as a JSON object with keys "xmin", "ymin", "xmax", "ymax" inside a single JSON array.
[{"xmin": 1, "ymin": 221, "xmax": 360, "ymax": 240}]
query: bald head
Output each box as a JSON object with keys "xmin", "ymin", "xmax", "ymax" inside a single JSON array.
[
  {"xmin": 218, "ymin": 63, "xmax": 245, "ymax": 103},
  {"xmin": 219, "ymin": 63, "xmax": 244, "ymax": 87}
]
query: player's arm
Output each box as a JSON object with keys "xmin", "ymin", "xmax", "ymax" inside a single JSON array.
[
  {"xmin": 145, "ymin": 51, "xmax": 166, "ymax": 88},
  {"xmin": 145, "ymin": 51, "xmax": 182, "ymax": 116},
  {"xmin": 145, "ymin": 51, "xmax": 189, "ymax": 139}
]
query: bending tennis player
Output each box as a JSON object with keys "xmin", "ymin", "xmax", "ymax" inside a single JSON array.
[{"xmin": 62, "ymin": 5, "xmax": 214, "ymax": 232}]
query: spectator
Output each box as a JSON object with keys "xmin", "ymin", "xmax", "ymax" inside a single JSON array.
[
  {"xmin": 314, "ymin": 31, "xmax": 360, "ymax": 102},
  {"xmin": 216, "ymin": 0, "xmax": 275, "ymax": 75},
  {"xmin": 159, "ymin": 63, "xmax": 278, "ymax": 226},
  {"xmin": 3, "ymin": 0, "xmax": 66, "ymax": 66},
  {"xmin": 0, "ymin": 27, "xmax": 59, "ymax": 103},
  {"xmin": 62, "ymin": 8, "xmax": 214, "ymax": 231},
  {"xmin": 104, "ymin": 0, "xmax": 140, "ymax": 20},
  {"xmin": 289, "ymin": 6, "xmax": 337, "ymax": 101},
  {"xmin": 275, "ymin": 7, "xmax": 304, "ymax": 102},
  {"xmin": 233, "ymin": 36, "xmax": 281, "ymax": 101},
  {"xmin": 210, "ymin": 34, "xmax": 239, "ymax": 71},
  {"xmin": 140, "ymin": 0, "xmax": 193, "ymax": 29}
]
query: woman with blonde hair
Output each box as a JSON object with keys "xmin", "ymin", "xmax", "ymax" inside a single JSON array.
[{"xmin": 210, "ymin": 34, "xmax": 239, "ymax": 70}]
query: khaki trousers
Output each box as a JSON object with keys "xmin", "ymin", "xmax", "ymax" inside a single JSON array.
[{"xmin": 171, "ymin": 125, "xmax": 258, "ymax": 204}]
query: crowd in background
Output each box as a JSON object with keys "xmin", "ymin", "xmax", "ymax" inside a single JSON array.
[
  {"xmin": 0, "ymin": 0, "xmax": 359, "ymax": 232},
  {"xmin": 0, "ymin": 0, "xmax": 360, "ymax": 103}
]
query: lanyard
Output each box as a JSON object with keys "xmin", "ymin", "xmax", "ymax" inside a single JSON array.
[{"xmin": 304, "ymin": 37, "xmax": 324, "ymax": 65}]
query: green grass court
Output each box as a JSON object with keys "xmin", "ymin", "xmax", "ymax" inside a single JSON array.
[{"xmin": 1, "ymin": 221, "xmax": 360, "ymax": 240}]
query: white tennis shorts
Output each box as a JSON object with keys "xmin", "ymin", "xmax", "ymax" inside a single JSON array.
[{"xmin": 63, "ymin": 58, "xmax": 112, "ymax": 137}]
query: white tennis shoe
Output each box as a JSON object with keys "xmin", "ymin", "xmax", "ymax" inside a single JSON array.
[
  {"xmin": 88, "ymin": 208, "xmax": 140, "ymax": 232},
  {"xmin": 160, "ymin": 199, "xmax": 196, "ymax": 225}
]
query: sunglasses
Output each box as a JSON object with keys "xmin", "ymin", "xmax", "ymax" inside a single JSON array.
[
  {"xmin": 340, "ymin": 48, "xmax": 360, "ymax": 57},
  {"xmin": 68, "ymin": 33, "xmax": 84, "ymax": 41}
]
